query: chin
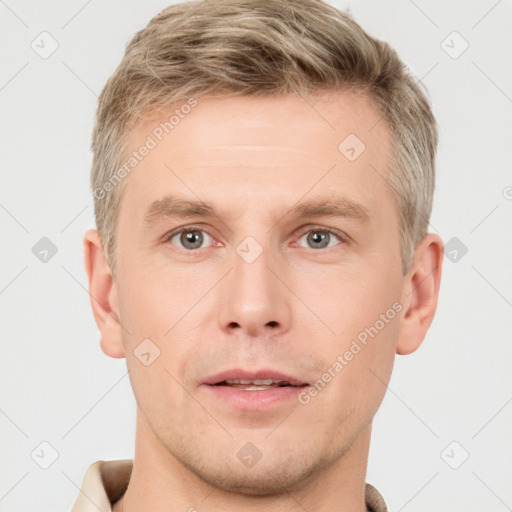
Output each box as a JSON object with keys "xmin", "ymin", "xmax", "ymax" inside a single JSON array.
[{"xmin": 180, "ymin": 450, "xmax": 328, "ymax": 496}]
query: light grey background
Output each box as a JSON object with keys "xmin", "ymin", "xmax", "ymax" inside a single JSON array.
[{"xmin": 1, "ymin": 1, "xmax": 511, "ymax": 511}]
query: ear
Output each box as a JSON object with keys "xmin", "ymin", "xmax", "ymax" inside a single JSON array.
[
  {"xmin": 83, "ymin": 229, "xmax": 125, "ymax": 359},
  {"xmin": 396, "ymin": 233, "xmax": 444, "ymax": 355}
]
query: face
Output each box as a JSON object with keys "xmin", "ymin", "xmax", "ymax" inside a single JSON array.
[{"xmin": 110, "ymin": 91, "xmax": 406, "ymax": 493}]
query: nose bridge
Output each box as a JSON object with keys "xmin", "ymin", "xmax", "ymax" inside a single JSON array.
[
  {"xmin": 218, "ymin": 232, "xmax": 291, "ymax": 336},
  {"xmin": 234, "ymin": 236, "xmax": 272, "ymax": 299}
]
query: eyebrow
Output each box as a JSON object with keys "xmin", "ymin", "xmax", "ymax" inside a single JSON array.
[{"xmin": 143, "ymin": 194, "xmax": 370, "ymax": 226}]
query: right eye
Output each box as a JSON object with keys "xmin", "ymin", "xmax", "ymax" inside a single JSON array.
[{"xmin": 165, "ymin": 227, "xmax": 215, "ymax": 251}]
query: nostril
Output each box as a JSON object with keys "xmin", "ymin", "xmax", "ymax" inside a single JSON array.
[{"xmin": 266, "ymin": 321, "xmax": 278, "ymax": 328}]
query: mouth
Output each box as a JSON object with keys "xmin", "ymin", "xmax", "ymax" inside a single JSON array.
[
  {"xmin": 202, "ymin": 369, "xmax": 309, "ymax": 410},
  {"xmin": 203, "ymin": 369, "xmax": 308, "ymax": 389},
  {"xmin": 214, "ymin": 378, "xmax": 304, "ymax": 391}
]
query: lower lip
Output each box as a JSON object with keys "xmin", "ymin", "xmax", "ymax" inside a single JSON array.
[{"xmin": 204, "ymin": 384, "xmax": 306, "ymax": 411}]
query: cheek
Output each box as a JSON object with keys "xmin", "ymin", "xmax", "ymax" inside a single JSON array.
[
  {"xmin": 296, "ymin": 262, "xmax": 402, "ymax": 341},
  {"xmin": 302, "ymin": 267, "xmax": 401, "ymax": 406},
  {"xmin": 116, "ymin": 259, "xmax": 207, "ymax": 400},
  {"xmin": 116, "ymin": 254, "xmax": 201, "ymax": 339}
]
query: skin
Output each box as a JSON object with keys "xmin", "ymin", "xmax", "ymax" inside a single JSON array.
[{"xmin": 84, "ymin": 90, "xmax": 443, "ymax": 512}]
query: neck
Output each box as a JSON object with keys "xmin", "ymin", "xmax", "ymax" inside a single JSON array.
[{"xmin": 114, "ymin": 410, "xmax": 372, "ymax": 512}]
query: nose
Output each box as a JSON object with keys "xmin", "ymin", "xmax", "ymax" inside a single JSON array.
[{"xmin": 218, "ymin": 241, "xmax": 292, "ymax": 338}]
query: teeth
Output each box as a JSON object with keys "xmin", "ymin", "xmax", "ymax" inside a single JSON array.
[
  {"xmin": 219, "ymin": 379, "xmax": 291, "ymax": 389},
  {"xmin": 224, "ymin": 379, "xmax": 278, "ymax": 385}
]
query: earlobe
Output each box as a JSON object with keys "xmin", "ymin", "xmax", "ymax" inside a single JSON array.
[
  {"xmin": 396, "ymin": 233, "xmax": 444, "ymax": 355},
  {"xmin": 83, "ymin": 229, "xmax": 125, "ymax": 359}
]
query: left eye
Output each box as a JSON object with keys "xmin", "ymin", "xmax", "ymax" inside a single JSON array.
[
  {"xmin": 169, "ymin": 229, "xmax": 214, "ymax": 250},
  {"xmin": 297, "ymin": 229, "xmax": 342, "ymax": 249}
]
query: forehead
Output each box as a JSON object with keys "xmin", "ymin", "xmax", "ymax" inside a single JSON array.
[
  {"xmin": 130, "ymin": 91, "xmax": 388, "ymax": 162},
  {"xmin": 118, "ymin": 90, "xmax": 394, "ymax": 221}
]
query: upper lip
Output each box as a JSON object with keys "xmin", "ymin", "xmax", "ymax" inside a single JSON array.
[{"xmin": 203, "ymin": 368, "xmax": 308, "ymax": 386}]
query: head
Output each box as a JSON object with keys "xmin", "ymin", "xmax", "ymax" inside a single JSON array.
[{"xmin": 85, "ymin": 0, "xmax": 443, "ymax": 496}]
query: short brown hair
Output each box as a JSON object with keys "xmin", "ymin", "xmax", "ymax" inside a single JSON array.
[{"xmin": 91, "ymin": 0, "xmax": 437, "ymax": 277}]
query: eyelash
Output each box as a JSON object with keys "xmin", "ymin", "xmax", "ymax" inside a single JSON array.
[{"xmin": 162, "ymin": 224, "xmax": 347, "ymax": 251}]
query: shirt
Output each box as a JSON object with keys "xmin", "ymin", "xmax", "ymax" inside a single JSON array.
[{"xmin": 71, "ymin": 459, "xmax": 388, "ymax": 512}]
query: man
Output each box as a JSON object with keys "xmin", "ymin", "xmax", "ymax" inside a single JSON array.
[{"xmin": 74, "ymin": 0, "xmax": 443, "ymax": 510}]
